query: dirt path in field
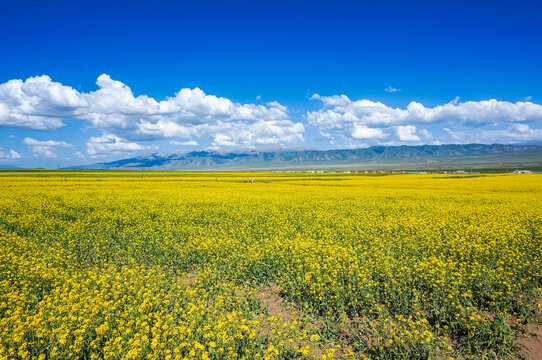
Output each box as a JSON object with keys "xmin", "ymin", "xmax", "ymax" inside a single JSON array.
[
  {"xmin": 256, "ymin": 285, "xmax": 358, "ymax": 359},
  {"xmin": 257, "ymin": 285, "xmax": 335, "ymax": 358},
  {"xmin": 517, "ymin": 300, "xmax": 542, "ymax": 360},
  {"xmin": 518, "ymin": 323, "xmax": 542, "ymax": 360},
  {"xmin": 178, "ymin": 270, "xmax": 199, "ymax": 287},
  {"xmin": 258, "ymin": 284, "xmax": 296, "ymax": 322}
]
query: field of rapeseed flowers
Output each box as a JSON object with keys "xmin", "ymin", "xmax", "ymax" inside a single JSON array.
[{"xmin": 0, "ymin": 171, "xmax": 540, "ymax": 359}]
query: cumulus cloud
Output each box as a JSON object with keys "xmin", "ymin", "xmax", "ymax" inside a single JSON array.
[
  {"xmin": 307, "ymin": 94, "xmax": 542, "ymax": 144},
  {"xmin": 4, "ymin": 75, "xmax": 542, "ymax": 152},
  {"xmin": 0, "ymin": 75, "xmax": 304, "ymax": 148},
  {"xmin": 73, "ymin": 151, "xmax": 85, "ymax": 159},
  {"xmin": 450, "ymin": 96, "xmax": 460, "ymax": 106},
  {"xmin": 396, "ymin": 125, "xmax": 420, "ymax": 141},
  {"xmin": 384, "ymin": 86, "xmax": 401, "ymax": 93},
  {"xmin": 442, "ymin": 124, "xmax": 542, "ymax": 144},
  {"xmin": 212, "ymin": 134, "xmax": 237, "ymax": 147},
  {"xmin": 86, "ymin": 134, "xmax": 154, "ymax": 156},
  {"xmin": 309, "ymin": 95, "xmax": 542, "ymax": 127},
  {"xmin": 352, "ymin": 125, "xmax": 386, "ymax": 139},
  {"xmin": 23, "ymin": 137, "xmax": 72, "ymax": 158},
  {"xmin": 319, "ymin": 131, "xmax": 332, "ymax": 139},
  {"xmin": 9, "ymin": 149, "xmax": 21, "ymax": 159},
  {"xmin": 22, "ymin": 138, "xmax": 71, "ymax": 147},
  {"xmin": 419, "ymin": 129, "xmax": 433, "ymax": 139},
  {"xmin": 170, "ymin": 140, "xmax": 198, "ymax": 146},
  {"xmin": 0, "ymin": 149, "xmax": 21, "ymax": 160}
]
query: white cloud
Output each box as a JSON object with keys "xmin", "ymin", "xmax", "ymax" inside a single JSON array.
[
  {"xmin": 442, "ymin": 124, "xmax": 542, "ymax": 144},
  {"xmin": 22, "ymin": 137, "xmax": 71, "ymax": 147},
  {"xmin": 256, "ymin": 95, "xmax": 261, "ymax": 100},
  {"xmin": 0, "ymin": 149, "xmax": 21, "ymax": 160},
  {"xmin": 0, "ymin": 74, "xmax": 305, "ymax": 148},
  {"xmin": 419, "ymin": 129, "xmax": 433, "ymax": 139},
  {"xmin": 310, "ymin": 94, "xmax": 351, "ymax": 107},
  {"xmin": 4, "ymin": 75, "xmax": 542, "ymax": 151},
  {"xmin": 266, "ymin": 101, "xmax": 288, "ymax": 112},
  {"xmin": 170, "ymin": 140, "xmax": 198, "ymax": 146},
  {"xmin": 9, "ymin": 149, "xmax": 21, "ymax": 159},
  {"xmin": 511, "ymin": 123, "xmax": 530, "ymax": 133},
  {"xmin": 384, "ymin": 86, "xmax": 401, "ymax": 93},
  {"xmin": 0, "ymin": 76, "xmax": 84, "ymax": 130},
  {"xmin": 307, "ymin": 95, "xmax": 542, "ymax": 144},
  {"xmin": 212, "ymin": 134, "xmax": 237, "ymax": 147},
  {"xmin": 86, "ymin": 134, "xmax": 149, "ymax": 156},
  {"xmin": 396, "ymin": 125, "xmax": 420, "ymax": 141},
  {"xmin": 352, "ymin": 125, "xmax": 386, "ymax": 139},
  {"xmin": 23, "ymin": 137, "xmax": 72, "ymax": 158},
  {"xmin": 319, "ymin": 131, "xmax": 332, "ymax": 139},
  {"xmin": 502, "ymin": 124, "xmax": 542, "ymax": 141},
  {"xmin": 309, "ymin": 96, "xmax": 542, "ymax": 128}
]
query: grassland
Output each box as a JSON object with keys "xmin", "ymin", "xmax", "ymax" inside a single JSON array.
[{"xmin": 0, "ymin": 171, "xmax": 541, "ymax": 359}]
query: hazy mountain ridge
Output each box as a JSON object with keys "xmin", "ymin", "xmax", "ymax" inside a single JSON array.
[{"xmin": 69, "ymin": 144, "xmax": 542, "ymax": 170}]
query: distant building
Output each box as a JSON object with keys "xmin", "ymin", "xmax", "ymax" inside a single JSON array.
[
  {"xmin": 453, "ymin": 170, "xmax": 467, "ymax": 174},
  {"xmin": 512, "ymin": 170, "xmax": 532, "ymax": 174}
]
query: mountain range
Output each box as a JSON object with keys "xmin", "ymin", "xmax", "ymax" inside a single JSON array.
[{"xmin": 68, "ymin": 144, "xmax": 542, "ymax": 171}]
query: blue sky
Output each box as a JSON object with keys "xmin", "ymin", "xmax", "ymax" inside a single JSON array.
[{"xmin": 1, "ymin": 0, "xmax": 542, "ymax": 168}]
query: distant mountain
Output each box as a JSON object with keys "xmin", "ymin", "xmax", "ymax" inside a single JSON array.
[
  {"xmin": 0, "ymin": 164, "xmax": 21, "ymax": 169},
  {"xmin": 69, "ymin": 144, "xmax": 542, "ymax": 171}
]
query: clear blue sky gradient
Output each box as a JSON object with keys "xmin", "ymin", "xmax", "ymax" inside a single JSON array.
[{"xmin": 1, "ymin": 0, "xmax": 541, "ymax": 167}]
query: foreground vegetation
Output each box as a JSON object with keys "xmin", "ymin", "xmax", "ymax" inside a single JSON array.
[{"xmin": 0, "ymin": 172, "xmax": 540, "ymax": 359}]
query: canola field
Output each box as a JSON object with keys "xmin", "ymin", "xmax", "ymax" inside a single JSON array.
[{"xmin": 0, "ymin": 171, "xmax": 541, "ymax": 360}]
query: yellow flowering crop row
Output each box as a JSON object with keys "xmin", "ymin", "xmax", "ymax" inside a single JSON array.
[{"xmin": 0, "ymin": 172, "xmax": 541, "ymax": 359}]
